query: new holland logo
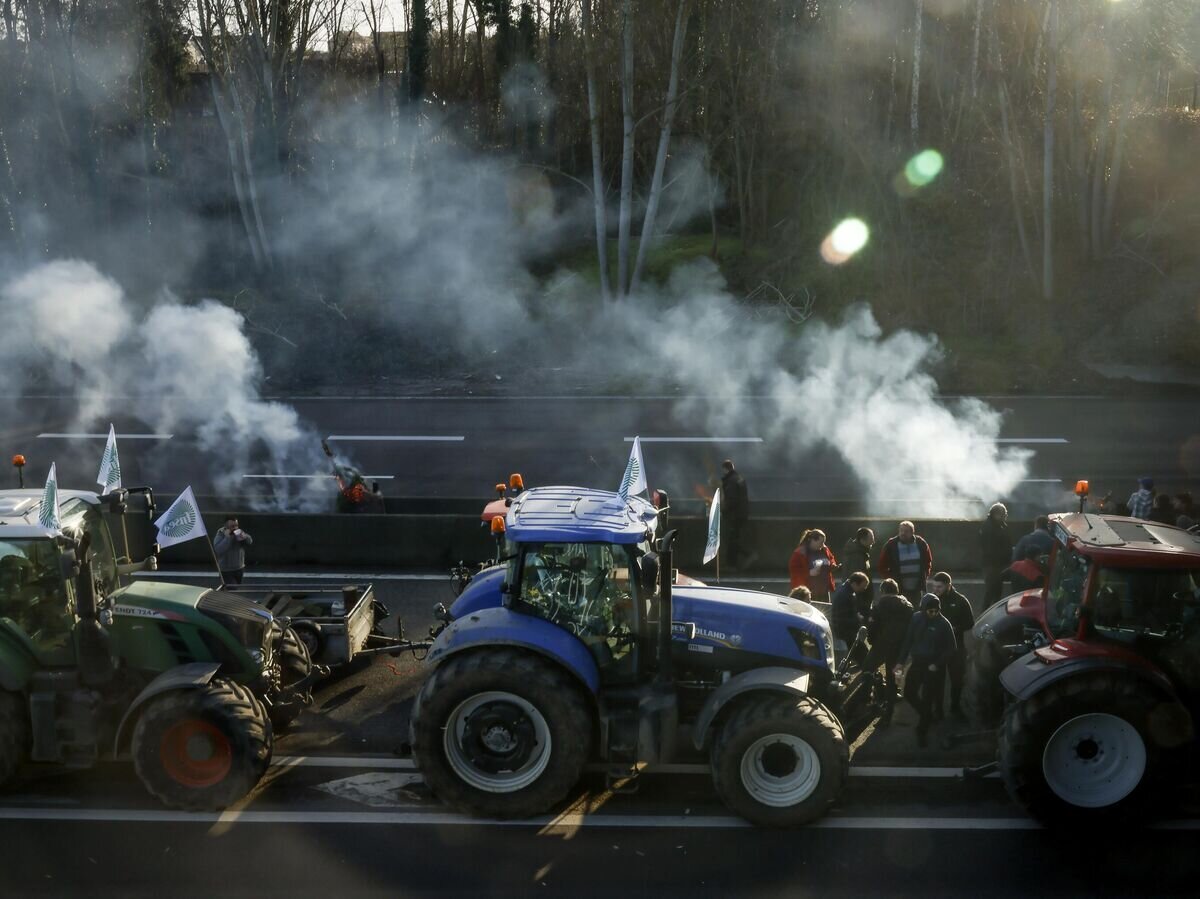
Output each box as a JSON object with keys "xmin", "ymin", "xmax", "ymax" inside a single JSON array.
[{"xmin": 161, "ymin": 501, "xmax": 197, "ymax": 538}]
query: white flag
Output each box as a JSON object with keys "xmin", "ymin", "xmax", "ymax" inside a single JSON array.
[
  {"xmin": 38, "ymin": 463, "xmax": 61, "ymax": 531},
  {"xmin": 618, "ymin": 436, "xmax": 647, "ymax": 501},
  {"xmin": 155, "ymin": 487, "xmax": 206, "ymax": 549},
  {"xmin": 96, "ymin": 424, "xmax": 122, "ymax": 493},
  {"xmin": 703, "ymin": 488, "xmax": 721, "ymax": 565}
]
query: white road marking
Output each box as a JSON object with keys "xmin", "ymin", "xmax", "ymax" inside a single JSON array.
[
  {"xmin": 624, "ymin": 437, "xmax": 764, "ymax": 443},
  {"xmin": 241, "ymin": 474, "xmax": 395, "ymax": 480},
  {"xmin": 992, "ymin": 438, "xmax": 1068, "ymax": 444},
  {"xmin": 276, "ymin": 756, "xmax": 994, "ymax": 779},
  {"xmin": 0, "ymin": 807, "xmax": 1055, "ymax": 829},
  {"xmin": 135, "ymin": 571, "xmax": 447, "ymax": 581},
  {"xmin": 37, "ymin": 432, "xmax": 173, "ymax": 440},
  {"xmin": 900, "ymin": 478, "xmax": 1064, "ymax": 484},
  {"xmin": 326, "ymin": 435, "xmax": 466, "ymax": 442}
]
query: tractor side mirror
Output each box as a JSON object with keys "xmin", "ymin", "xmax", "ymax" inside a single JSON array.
[
  {"xmin": 640, "ymin": 552, "xmax": 660, "ymax": 594},
  {"xmin": 59, "ymin": 549, "xmax": 80, "ymax": 581}
]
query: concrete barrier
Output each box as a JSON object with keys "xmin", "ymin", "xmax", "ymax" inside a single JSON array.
[{"xmin": 142, "ymin": 508, "xmax": 1024, "ymax": 578}]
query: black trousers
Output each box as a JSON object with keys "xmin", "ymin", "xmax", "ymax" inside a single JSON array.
[
  {"xmin": 905, "ymin": 662, "xmax": 944, "ymax": 736},
  {"xmin": 864, "ymin": 645, "xmax": 901, "ymax": 723},
  {"xmin": 943, "ymin": 644, "xmax": 967, "ymax": 714},
  {"xmin": 221, "ymin": 568, "xmax": 245, "ymax": 586},
  {"xmin": 983, "ymin": 566, "xmax": 1006, "ymax": 608},
  {"xmin": 725, "ymin": 519, "xmax": 745, "ymax": 567}
]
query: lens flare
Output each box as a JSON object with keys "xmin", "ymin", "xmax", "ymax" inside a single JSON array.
[
  {"xmin": 821, "ymin": 218, "xmax": 870, "ymax": 265},
  {"xmin": 905, "ymin": 149, "xmax": 945, "ymax": 188}
]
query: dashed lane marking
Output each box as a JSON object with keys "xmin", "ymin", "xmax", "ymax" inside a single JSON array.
[
  {"xmin": 326, "ymin": 435, "xmax": 466, "ymax": 442},
  {"xmin": 623, "ymin": 437, "xmax": 764, "ymax": 443}
]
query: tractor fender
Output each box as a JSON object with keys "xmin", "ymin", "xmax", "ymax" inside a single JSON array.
[
  {"xmin": 426, "ymin": 606, "xmax": 601, "ymax": 695},
  {"xmin": 113, "ymin": 662, "xmax": 222, "ymax": 755},
  {"xmin": 691, "ymin": 667, "xmax": 813, "ymax": 752},
  {"xmin": 1000, "ymin": 651, "xmax": 1176, "ymax": 703}
]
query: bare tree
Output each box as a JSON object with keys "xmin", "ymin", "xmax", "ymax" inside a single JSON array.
[
  {"xmin": 581, "ymin": 0, "xmax": 610, "ymax": 302},
  {"xmin": 1042, "ymin": 0, "xmax": 1056, "ymax": 300},
  {"xmin": 910, "ymin": 0, "xmax": 923, "ymax": 144},
  {"xmin": 616, "ymin": 0, "xmax": 635, "ymax": 298}
]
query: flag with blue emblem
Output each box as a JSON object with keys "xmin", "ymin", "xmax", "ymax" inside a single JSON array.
[
  {"xmin": 38, "ymin": 463, "xmax": 61, "ymax": 531},
  {"xmin": 96, "ymin": 423, "xmax": 122, "ymax": 493},
  {"xmin": 703, "ymin": 487, "xmax": 721, "ymax": 564},
  {"xmin": 618, "ymin": 436, "xmax": 647, "ymax": 501}
]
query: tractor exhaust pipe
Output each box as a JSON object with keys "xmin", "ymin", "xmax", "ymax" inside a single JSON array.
[{"xmin": 657, "ymin": 529, "xmax": 679, "ymax": 675}]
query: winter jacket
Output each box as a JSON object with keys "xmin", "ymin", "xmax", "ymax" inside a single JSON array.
[
  {"xmin": 1128, "ymin": 488, "xmax": 1154, "ymax": 520},
  {"xmin": 867, "ymin": 593, "xmax": 913, "ymax": 661},
  {"xmin": 830, "ymin": 579, "xmax": 864, "ymax": 643},
  {"xmin": 721, "ymin": 470, "xmax": 750, "ymax": 523},
  {"xmin": 840, "ymin": 537, "xmax": 873, "ymax": 581},
  {"xmin": 1005, "ymin": 558, "xmax": 1045, "ymax": 591},
  {"xmin": 1012, "ymin": 527, "xmax": 1055, "ymax": 563},
  {"xmin": 979, "ymin": 517, "xmax": 1013, "ymax": 571},
  {"xmin": 789, "ymin": 544, "xmax": 838, "ymax": 594},
  {"xmin": 898, "ymin": 607, "xmax": 957, "ymax": 668},
  {"xmin": 213, "ymin": 527, "xmax": 253, "ymax": 572},
  {"xmin": 877, "ymin": 536, "xmax": 932, "ymax": 595},
  {"xmin": 938, "ymin": 587, "xmax": 975, "ymax": 640}
]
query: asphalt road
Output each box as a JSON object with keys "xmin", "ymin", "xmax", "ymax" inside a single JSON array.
[
  {"xmin": 4, "ymin": 390, "xmax": 1200, "ymax": 514},
  {"xmin": 2, "ymin": 571, "xmax": 1199, "ymax": 897}
]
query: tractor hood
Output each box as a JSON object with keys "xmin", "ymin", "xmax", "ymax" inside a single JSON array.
[
  {"xmin": 112, "ymin": 579, "xmax": 211, "ymax": 612},
  {"xmin": 670, "ymin": 585, "xmax": 835, "ymax": 671}
]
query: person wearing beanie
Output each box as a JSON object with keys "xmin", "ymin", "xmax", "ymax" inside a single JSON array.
[
  {"xmin": 928, "ymin": 572, "xmax": 975, "ymax": 721},
  {"xmin": 979, "ymin": 502, "xmax": 1013, "ymax": 608},
  {"xmin": 864, "ymin": 579, "xmax": 913, "ymax": 728},
  {"xmin": 895, "ymin": 593, "xmax": 957, "ymax": 746},
  {"xmin": 1128, "ymin": 478, "xmax": 1155, "ymax": 520}
]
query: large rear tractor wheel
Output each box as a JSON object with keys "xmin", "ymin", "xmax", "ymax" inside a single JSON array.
[
  {"xmin": 270, "ymin": 626, "xmax": 315, "ymax": 730},
  {"xmin": 963, "ymin": 651, "xmax": 1007, "ymax": 727},
  {"xmin": 711, "ymin": 694, "xmax": 848, "ymax": 827},
  {"xmin": 133, "ymin": 678, "xmax": 273, "ymax": 811},
  {"xmin": 0, "ymin": 691, "xmax": 29, "ymax": 790},
  {"xmin": 412, "ymin": 650, "xmax": 593, "ymax": 819},
  {"xmin": 998, "ymin": 674, "xmax": 1168, "ymax": 826}
]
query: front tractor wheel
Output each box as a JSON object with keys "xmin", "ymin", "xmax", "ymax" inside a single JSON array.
[
  {"xmin": 998, "ymin": 674, "xmax": 1168, "ymax": 825},
  {"xmin": 411, "ymin": 650, "xmax": 593, "ymax": 819},
  {"xmin": 711, "ymin": 694, "xmax": 848, "ymax": 827},
  {"xmin": 132, "ymin": 678, "xmax": 273, "ymax": 811}
]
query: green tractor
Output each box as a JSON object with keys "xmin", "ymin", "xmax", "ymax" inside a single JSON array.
[{"xmin": 0, "ymin": 486, "xmax": 319, "ymax": 809}]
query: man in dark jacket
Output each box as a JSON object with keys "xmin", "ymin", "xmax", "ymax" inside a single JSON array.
[
  {"xmin": 720, "ymin": 460, "xmax": 752, "ymax": 569},
  {"xmin": 1012, "ymin": 515, "xmax": 1054, "ymax": 563},
  {"xmin": 830, "ymin": 572, "xmax": 871, "ymax": 653},
  {"xmin": 928, "ymin": 572, "xmax": 975, "ymax": 721},
  {"xmin": 877, "ymin": 521, "xmax": 933, "ymax": 604},
  {"xmin": 864, "ymin": 579, "xmax": 913, "ymax": 727},
  {"xmin": 980, "ymin": 503, "xmax": 1013, "ymax": 608},
  {"xmin": 841, "ymin": 527, "xmax": 875, "ymax": 615},
  {"xmin": 895, "ymin": 594, "xmax": 957, "ymax": 746}
]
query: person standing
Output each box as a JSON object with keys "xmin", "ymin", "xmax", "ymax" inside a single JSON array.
[
  {"xmin": 1149, "ymin": 494, "xmax": 1177, "ymax": 526},
  {"xmin": 979, "ymin": 503, "xmax": 1013, "ymax": 608},
  {"xmin": 1012, "ymin": 515, "xmax": 1054, "ymax": 563},
  {"xmin": 841, "ymin": 527, "xmax": 876, "ymax": 618},
  {"xmin": 876, "ymin": 521, "xmax": 932, "ymax": 604},
  {"xmin": 720, "ymin": 460, "xmax": 752, "ymax": 569},
  {"xmin": 1127, "ymin": 477, "xmax": 1155, "ymax": 520},
  {"xmin": 213, "ymin": 518, "xmax": 253, "ymax": 586},
  {"xmin": 788, "ymin": 529, "xmax": 838, "ymax": 603},
  {"xmin": 894, "ymin": 594, "xmax": 956, "ymax": 747},
  {"xmin": 864, "ymin": 579, "xmax": 913, "ymax": 727},
  {"xmin": 928, "ymin": 572, "xmax": 975, "ymax": 721},
  {"xmin": 830, "ymin": 572, "xmax": 871, "ymax": 654}
]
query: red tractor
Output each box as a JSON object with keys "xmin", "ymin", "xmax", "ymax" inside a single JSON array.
[{"xmin": 968, "ymin": 507, "xmax": 1200, "ymax": 824}]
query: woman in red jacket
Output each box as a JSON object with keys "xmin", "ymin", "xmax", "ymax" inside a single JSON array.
[{"xmin": 789, "ymin": 528, "xmax": 838, "ymax": 602}]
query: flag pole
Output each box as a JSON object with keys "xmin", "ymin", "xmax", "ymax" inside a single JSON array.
[{"xmin": 206, "ymin": 530, "xmax": 226, "ymax": 589}]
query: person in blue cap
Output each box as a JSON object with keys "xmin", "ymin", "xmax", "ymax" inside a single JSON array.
[{"xmin": 1128, "ymin": 477, "xmax": 1155, "ymax": 520}]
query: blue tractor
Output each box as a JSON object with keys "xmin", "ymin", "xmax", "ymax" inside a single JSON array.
[{"xmin": 411, "ymin": 487, "xmax": 877, "ymax": 826}]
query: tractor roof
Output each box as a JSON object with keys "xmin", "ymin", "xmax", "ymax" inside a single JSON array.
[
  {"xmin": 1050, "ymin": 512, "xmax": 1200, "ymax": 565},
  {"xmin": 506, "ymin": 486, "xmax": 658, "ymax": 545},
  {"xmin": 0, "ymin": 489, "xmax": 102, "ymax": 538}
]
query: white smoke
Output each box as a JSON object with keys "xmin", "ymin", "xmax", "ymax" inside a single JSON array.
[{"xmin": 0, "ymin": 260, "xmax": 332, "ymax": 511}]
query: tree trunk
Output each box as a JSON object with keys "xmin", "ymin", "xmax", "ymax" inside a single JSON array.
[
  {"xmin": 1041, "ymin": 0, "xmax": 1056, "ymax": 300},
  {"xmin": 631, "ymin": 0, "xmax": 689, "ymax": 296},
  {"xmin": 1089, "ymin": 76, "xmax": 1114, "ymax": 259},
  {"xmin": 581, "ymin": 0, "xmax": 610, "ymax": 302},
  {"xmin": 1102, "ymin": 95, "xmax": 1131, "ymax": 247},
  {"xmin": 999, "ymin": 83, "xmax": 1037, "ymax": 287},
  {"xmin": 616, "ymin": 0, "xmax": 635, "ymax": 298},
  {"xmin": 970, "ymin": 0, "xmax": 984, "ymax": 100}
]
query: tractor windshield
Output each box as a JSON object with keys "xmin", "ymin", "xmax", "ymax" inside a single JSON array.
[
  {"xmin": 1090, "ymin": 567, "xmax": 1200, "ymax": 639},
  {"xmin": 1045, "ymin": 547, "xmax": 1090, "ymax": 638},
  {"xmin": 0, "ymin": 538, "xmax": 74, "ymax": 657},
  {"xmin": 515, "ymin": 542, "xmax": 640, "ymax": 678}
]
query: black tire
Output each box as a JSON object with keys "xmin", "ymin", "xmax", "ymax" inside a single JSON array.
[
  {"xmin": 0, "ymin": 691, "xmax": 29, "ymax": 789},
  {"xmin": 292, "ymin": 624, "xmax": 322, "ymax": 661},
  {"xmin": 411, "ymin": 649, "xmax": 593, "ymax": 819},
  {"xmin": 963, "ymin": 650, "xmax": 1007, "ymax": 727},
  {"xmin": 270, "ymin": 626, "xmax": 314, "ymax": 729},
  {"xmin": 711, "ymin": 694, "xmax": 848, "ymax": 827},
  {"xmin": 132, "ymin": 678, "xmax": 273, "ymax": 811},
  {"xmin": 998, "ymin": 674, "xmax": 1170, "ymax": 826}
]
